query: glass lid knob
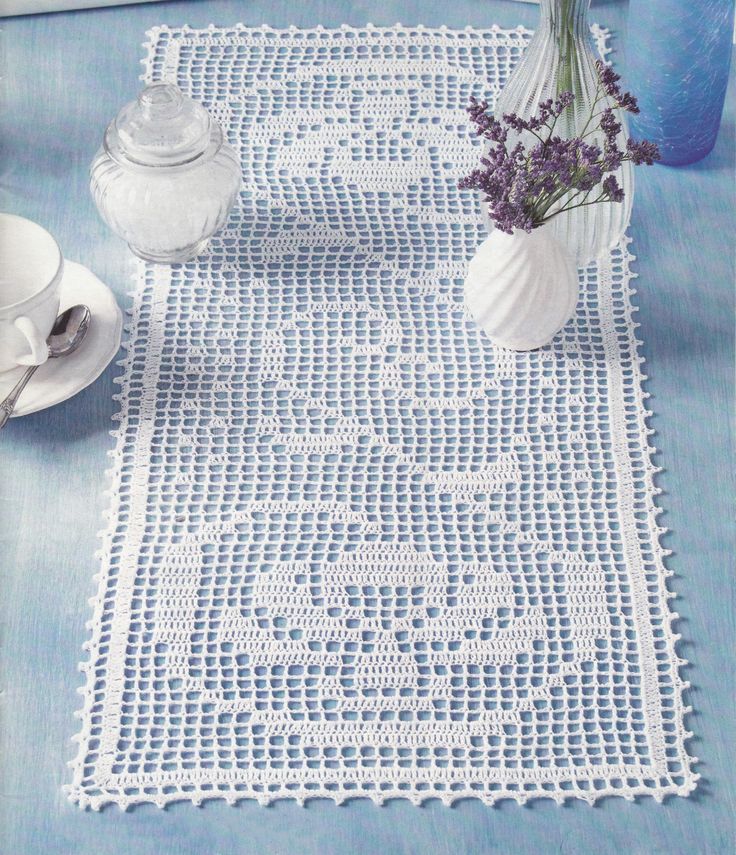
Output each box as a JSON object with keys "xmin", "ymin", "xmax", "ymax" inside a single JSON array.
[{"xmin": 105, "ymin": 83, "xmax": 214, "ymax": 167}]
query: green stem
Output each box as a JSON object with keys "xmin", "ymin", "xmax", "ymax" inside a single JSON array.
[
  {"xmin": 542, "ymin": 192, "xmax": 608, "ymax": 222},
  {"xmin": 577, "ymin": 85, "xmax": 606, "ymax": 139},
  {"xmin": 557, "ymin": 0, "xmax": 575, "ymax": 101}
]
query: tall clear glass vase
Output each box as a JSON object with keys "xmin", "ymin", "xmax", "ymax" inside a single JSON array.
[{"xmin": 495, "ymin": 0, "xmax": 633, "ymax": 266}]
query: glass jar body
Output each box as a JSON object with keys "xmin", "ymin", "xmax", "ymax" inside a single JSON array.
[
  {"xmin": 495, "ymin": 0, "xmax": 633, "ymax": 265},
  {"xmin": 90, "ymin": 141, "xmax": 241, "ymax": 263}
]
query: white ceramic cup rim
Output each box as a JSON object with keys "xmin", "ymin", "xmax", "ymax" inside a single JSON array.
[{"xmin": 0, "ymin": 213, "xmax": 64, "ymax": 313}]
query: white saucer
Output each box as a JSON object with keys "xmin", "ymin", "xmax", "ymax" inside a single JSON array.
[{"xmin": 1, "ymin": 260, "xmax": 123, "ymax": 417}]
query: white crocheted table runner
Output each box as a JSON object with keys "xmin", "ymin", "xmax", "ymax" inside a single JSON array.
[{"xmin": 68, "ymin": 24, "xmax": 697, "ymax": 809}]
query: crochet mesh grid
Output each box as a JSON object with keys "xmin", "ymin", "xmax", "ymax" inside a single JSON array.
[{"xmin": 67, "ymin": 24, "xmax": 697, "ymax": 810}]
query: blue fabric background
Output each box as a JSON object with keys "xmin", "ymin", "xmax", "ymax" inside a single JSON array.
[{"xmin": 1, "ymin": 1, "xmax": 734, "ymax": 853}]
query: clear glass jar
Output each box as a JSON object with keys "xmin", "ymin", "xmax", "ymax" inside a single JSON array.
[
  {"xmin": 90, "ymin": 83, "xmax": 241, "ymax": 263},
  {"xmin": 495, "ymin": 0, "xmax": 633, "ymax": 266}
]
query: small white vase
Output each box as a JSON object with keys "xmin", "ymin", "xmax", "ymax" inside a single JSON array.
[{"xmin": 464, "ymin": 228, "xmax": 578, "ymax": 351}]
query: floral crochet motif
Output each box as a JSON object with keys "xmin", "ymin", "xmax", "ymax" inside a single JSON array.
[{"xmin": 67, "ymin": 24, "xmax": 697, "ymax": 810}]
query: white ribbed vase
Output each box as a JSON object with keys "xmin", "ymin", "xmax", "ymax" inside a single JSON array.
[{"xmin": 464, "ymin": 228, "xmax": 578, "ymax": 351}]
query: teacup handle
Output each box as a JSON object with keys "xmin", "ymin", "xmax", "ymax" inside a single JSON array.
[{"xmin": 14, "ymin": 316, "xmax": 49, "ymax": 366}]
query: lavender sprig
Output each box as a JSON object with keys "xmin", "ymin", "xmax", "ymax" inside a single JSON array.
[
  {"xmin": 595, "ymin": 59, "xmax": 640, "ymax": 114},
  {"xmin": 459, "ymin": 62, "xmax": 659, "ymax": 234}
]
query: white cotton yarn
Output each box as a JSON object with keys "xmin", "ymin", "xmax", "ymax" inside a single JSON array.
[{"xmin": 66, "ymin": 24, "xmax": 697, "ymax": 811}]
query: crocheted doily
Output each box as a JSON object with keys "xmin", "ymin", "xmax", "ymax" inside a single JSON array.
[{"xmin": 67, "ymin": 24, "xmax": 697, "ymax": 810}]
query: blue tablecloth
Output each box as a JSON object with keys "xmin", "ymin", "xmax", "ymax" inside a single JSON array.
[{"xmin": 1, "ymin": 2, "xmax": 734, "ymax": 853}]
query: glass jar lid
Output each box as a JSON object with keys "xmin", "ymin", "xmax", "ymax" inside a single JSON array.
[{"xmin": 104, "ymin": 83, "xmax": 214, "ymax": 167}]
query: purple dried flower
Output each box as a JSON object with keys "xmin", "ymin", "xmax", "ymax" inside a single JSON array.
[
  {"xmin": 617, "ymin": 92, "xmax": 640, "ymax": 114},
  {"xmin": 602, "ymin": 175, "xmax": 625, "ymax": 203},
  {"xmin": 577, "ymin": 162, "xmax": 604, "ymax": 191},
  {"xmin": 596, "ymin": 60, "xmax": 622, "ymax": 98},
  {"xmin": 459, "ymin": 81, "xmax": 657, "ymax": 233},
  {"xmin": 554, "ymin": 92, "xmax": 575, "ymax": 114},
  {"xmin": 595, "ymin": 59, "xmax": 640, "ymax": 114},
  {"xmin": 503, "ymin": 93, "xmax": 575, "ymax": 135},
  {"xmin": 467, "ymin": 96, "xmax": 508, "ymax": 143},
  {"xmin": 599, "ymin": 108, "xmax": 621, "ymax": 144},
  {"xmin": 626, "ymin": 138, "xmax": 661, "ymax": 165},
  {"xmin": 602, "ymin": 145, "xmax": 624, "ymax": 172}
]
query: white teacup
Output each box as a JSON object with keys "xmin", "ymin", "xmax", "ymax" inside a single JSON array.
[{"xmin": 0, "ymin": 213, "xmax": 64, "ymax": 374}]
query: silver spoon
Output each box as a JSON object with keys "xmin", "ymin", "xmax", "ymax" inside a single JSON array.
[{"xmin": 0, "ymin": 304, "xmax": 91, "ymax": 429}]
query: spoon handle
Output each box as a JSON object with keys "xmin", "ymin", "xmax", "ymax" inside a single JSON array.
[{"xmin": 0, "ymin": 365, "xmax": 39, "ymax": 430}]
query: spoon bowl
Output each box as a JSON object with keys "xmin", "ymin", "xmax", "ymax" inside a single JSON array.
[{"xmin": 48, "ymin": 305, "xmax": 91, "ymax": 358}]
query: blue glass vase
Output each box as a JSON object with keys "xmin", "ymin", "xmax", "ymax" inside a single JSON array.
[{"xmin": 626, "ymin": 0, "xmax": 734, "ymax": 166}]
